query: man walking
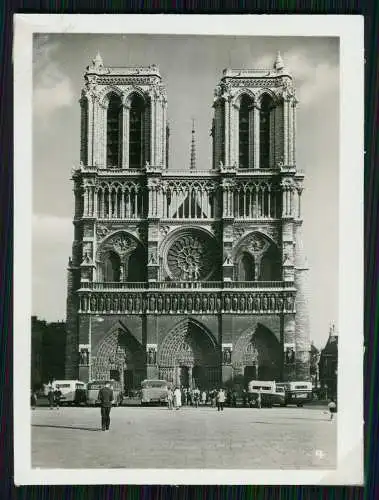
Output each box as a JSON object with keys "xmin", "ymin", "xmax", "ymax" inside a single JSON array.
[
  {"xmin": 98, "ymin": 382, "xmax": 114, "ymax": 431},
  {"xmin": 217, "ymin": 388, "xmax": 225, "ymax": 412},
  {"xmin": 167, "ymin": 386, "xmax": 173, "ymax": 410}
]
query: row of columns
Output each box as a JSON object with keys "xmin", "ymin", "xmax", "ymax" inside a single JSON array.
[
  {"xmin": 213, "ymin": 95, "xmax": 297, "ymax": 169},
  {"xmin": 81, "ymin": 92, "xmax": 168, "ymax": 169},
  {"xmin": 82, "ymin": 182, "xmax": 303, "ymax": 219}
]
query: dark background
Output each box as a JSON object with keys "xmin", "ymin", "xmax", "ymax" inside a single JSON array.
[{"xmin": 1, "ymin": 1, "xmax": 377, "ymax": 499}]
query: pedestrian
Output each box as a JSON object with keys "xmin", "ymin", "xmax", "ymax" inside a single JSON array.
[
  {"xmin": 257, "ymin": 389, "xmax": 262, "ymax": 409},
  {"xmin": 98, "ymin": 382, "xmax": 114, "ymax": 431},
  {"xmin": 193, "ymin": 387, "xmax": 200, "ymax": 408},
  {"xmin": 201, "ymin": 390, "xmax": 207, "ymax": 406},
  {"xmin": 328, "ymin": 398, "xmax": 337, "ymax": 421},
  {"xmin": 30, "ymin": 390, "xmax": 37, "ymax": 410},
  {"xmin": 173, "ymin": 386, "xmax": 182, "ymax": 410},
  {"xmin": 53, "ymin": 387, "xmax": 62, "ymax": 409},
  {"xmin": 47, "ymin": 385, "xmax": 54, "ymax": 410},
  {"xmin": 232, "ymin": 390, "xmax": 237, "ymax": 408},
  {"xmin": 167, "ymin": 387, "xmax": 173, "ymax": 410},
  {"xmin": 211, "ymin": 389, "xmax": 217, "ymax": 408},
  {"xmin": 217, "ymin": 388, "xmax": 226, "ymax": 412}
]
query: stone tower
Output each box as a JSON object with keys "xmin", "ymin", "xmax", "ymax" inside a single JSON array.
[
  {"xmin": 212, "ymin": 51, "xmax": 310, "ymax": 380},
  {"xmin": 65, "ymin": 52, "xmax": 310, "ymax": 388}
]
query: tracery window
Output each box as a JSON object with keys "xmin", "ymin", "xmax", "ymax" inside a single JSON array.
[
  {"xmin": 259, "ymin": 95, "xmax": 272, "ymax": 169},
  {"xmin": 238, "ymin": 95, "xmax": 251, "ymax": 169},
  {"xmin": 129, "ymin": 95, "xmax": 145, "ymax": 169},
  {"xmin": 106, "ymin": 94, "xmax": 122, "ymax": 168}
]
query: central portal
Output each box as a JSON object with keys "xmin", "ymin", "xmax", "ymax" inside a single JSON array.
[{"xmin": 158, "ymin": 319, "xmax": 220, "ymax": 389}]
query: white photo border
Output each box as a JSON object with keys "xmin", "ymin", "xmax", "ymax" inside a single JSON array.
[{"xmin": 14, "ymin": 13, "xmax": 364, "ymax": 486}]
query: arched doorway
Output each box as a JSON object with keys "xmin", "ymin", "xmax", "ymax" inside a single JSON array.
[
  {"xmin": 158, "ymin": 319, "xmax": 220, "ymax": 389},
  {"xmin": 92, "ymin": 323, "xmax": 145, "ymax": 393},
  {"xmin": 232, "ymin": 323, "xmax": 281, "ymax": 386}
]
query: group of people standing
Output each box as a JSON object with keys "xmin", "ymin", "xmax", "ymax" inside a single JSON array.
[{"xmin": 166, "ymin": 387, "xmax": 227, "ymax": 411}]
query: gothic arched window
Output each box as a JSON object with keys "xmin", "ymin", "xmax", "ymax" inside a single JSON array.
[
  {"xmin": 259, "ymin": 95, "xmax": 272, "ymax": 169},
  {"xmin": 239, "ymin": 95, "xmax": 252, "ymax": 169},
  {"xmin": 106, "ymin": 94, "xmax": 122, "ymax": 168},
  {"xmin": 104, "ymin": 251, "xmax": 121, "ymax": 282},
  {"xmin": 129, "ymin": 95, "xmax": 145, "ymax": 169}
]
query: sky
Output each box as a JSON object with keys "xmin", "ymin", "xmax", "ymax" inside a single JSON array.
[{"xmin": 32, "ymin": 34, "xmax": 339, "ymax": 348}]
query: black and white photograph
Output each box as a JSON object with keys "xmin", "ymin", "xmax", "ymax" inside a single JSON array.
[{"xmin": 14, "ymin": 15, "xmax": 363, "ymax": 485}]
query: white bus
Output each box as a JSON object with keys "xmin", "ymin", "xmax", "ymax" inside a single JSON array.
[
  {"xmin": 276, "ymin": 381, "xmax": 313, "ymax": 407},
  {"xmin": 51, "ymin": 380, "xmax": 87, "ymax": 405}
]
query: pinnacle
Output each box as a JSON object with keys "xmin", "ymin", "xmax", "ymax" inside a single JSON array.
[
  {"xmin": 273, "ymin": 51, "xmax": 285, "ymax": 71},
  {"xmin": 93, "ymin": 51, "xmax": 104, "ymax": 67}
]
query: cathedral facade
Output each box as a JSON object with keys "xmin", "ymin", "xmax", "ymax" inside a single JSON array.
[{"xmin": 65, "ymin": 52, "xmax": 310, "ymax": 391}]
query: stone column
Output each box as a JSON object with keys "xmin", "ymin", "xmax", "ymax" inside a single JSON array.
[
  {"xmin": 283, "ymin": 99, "xmax": 289, "ymax": 165},
  {"xmin": 292, "ymin": 100, "xmax": 297, "ymax": 167},
  {"xmin": 122, "ymin": 103, "xmax": 130, "ymax": 169},
  {"xmin": 224, "ymin": 99, "xmax": 231, "ymax": 166},
  {"xmin": 87, "ymin": 97, "xmax": 95, "ymax": 166},
  {"xmin": 253, "ymin": 104, "xmax": 260, "ymax": 169},
  {"xmin": 150, "ymin": 96, "xmax": 156, "ymax": 166}
]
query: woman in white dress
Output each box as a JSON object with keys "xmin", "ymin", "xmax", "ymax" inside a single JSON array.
[{"xmin": 173, "ymin": 387, "xmax": 182, "ymax": 410}]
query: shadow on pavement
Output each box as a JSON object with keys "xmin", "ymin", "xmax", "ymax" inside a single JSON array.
[{"xmin": 32, "ymin": 424, "xmax": 101, "ymax": 432}]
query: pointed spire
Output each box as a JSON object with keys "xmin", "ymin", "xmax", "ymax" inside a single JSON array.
[
  {"xmin": 92, "ymin": 51, "xmax": 104, "ymax": 69},
  {"xmin": 190, "ymin": 118, "xmax": 196, "ymax": 170},
  {"xmin": 274, "ymin": 51, "xmax": 285, "ymax": 71}
]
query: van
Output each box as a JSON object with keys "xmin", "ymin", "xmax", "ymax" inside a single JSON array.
[
  {"xmin": 86, "ymin": 380, "xmax": 123, "ymax": 406},
  {"xmin": 51, "ymin": 380, "xmax": 87, "ymax": 406},
  {"xmin": 276, "ymin": 381, "xmax": 313, "ymax": 407},
  {"xmin": 141, "ymin": 379, "xmax": 169, "ymax": 406},
  {"xmin": 247, "ymin": 380, "xmax": 285, "ymax": 408}
]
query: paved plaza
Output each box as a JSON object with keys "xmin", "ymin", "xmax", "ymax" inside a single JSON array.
[{"xmin": 32, "ymin": 406, "xmax": 337, "ymax": 469}]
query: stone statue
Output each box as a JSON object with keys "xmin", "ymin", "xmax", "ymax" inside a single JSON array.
[
  {"xmin": 157, "ymin": 296, "xmax": 163, "ymax": 312},
  {"xmin": 270, "ymin": 296, "xmax": 275, "ymax": 311},
  {"xmin": 240, "ymin": 296, "xmax": 246, "ymax": 312},
  {"xmin": 128, "ymin": 296, "xmax": 133, "ymax": 312},
  {"xmin": 232, "ymin": 295, "xmax": 238, "ymax": 311},
  {"xmin": 180, "ymin": 296, "xmax": 186, "ymax": 311},
  {"xmin": 150, "ymin": 296, "xmax": 156, "ymax": 312},
  {"xmin": 203, "ymin": 296, "xmax": 208, "ymax": 312},
  {"xmin": 195, "ymin": 296, "xmax": 200, "ymax": 312},
  {"xmin": 262, "ymin": 296, "xmax": 268, "ymax": 311},
  {"xmin": 172, "ymin": 296, "xmax": 178, "ymax": 312},
  {"xmin": 90, "ymin": 296, "xmax": 97, "ymax": 311},
  {"xmin": 247, "ymin": 295, "xmax": 253, "ymax": 311},
  {"xmin": 106, "ymin": 296, "xmax": 111, "ymax": 312}
]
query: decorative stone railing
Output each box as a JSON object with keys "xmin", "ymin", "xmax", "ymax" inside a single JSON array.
[
  {"xmin": 84, "ymin": 281, "xmax": 292, "ymax": 291},
  {"xmin": 77, "ymin": 289, "xmax": 296, "ymax": 315}
]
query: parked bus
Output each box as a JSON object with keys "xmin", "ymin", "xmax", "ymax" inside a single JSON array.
[
  {"xmin": 51, "ymin": 380, "xmax": 87, "ymax": 406},
  {"xmin": 141, "ymin": 379, "xmax": 169, "ymax": 406},
  {"xmin": 86, "ymin": 380, "xmax": 123, "ymax": 406},
  {"xmin": 247, "ymin": 380, "xmax": 285, "ymax": 408},
  {"xmin": 276, "ymin": 381, "xmax": 313, "ymax": 407}
]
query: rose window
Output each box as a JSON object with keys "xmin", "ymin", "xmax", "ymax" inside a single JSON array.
[{"xmin": 166, "ymin": 232, "xmax": 217, "ymax": 281}]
